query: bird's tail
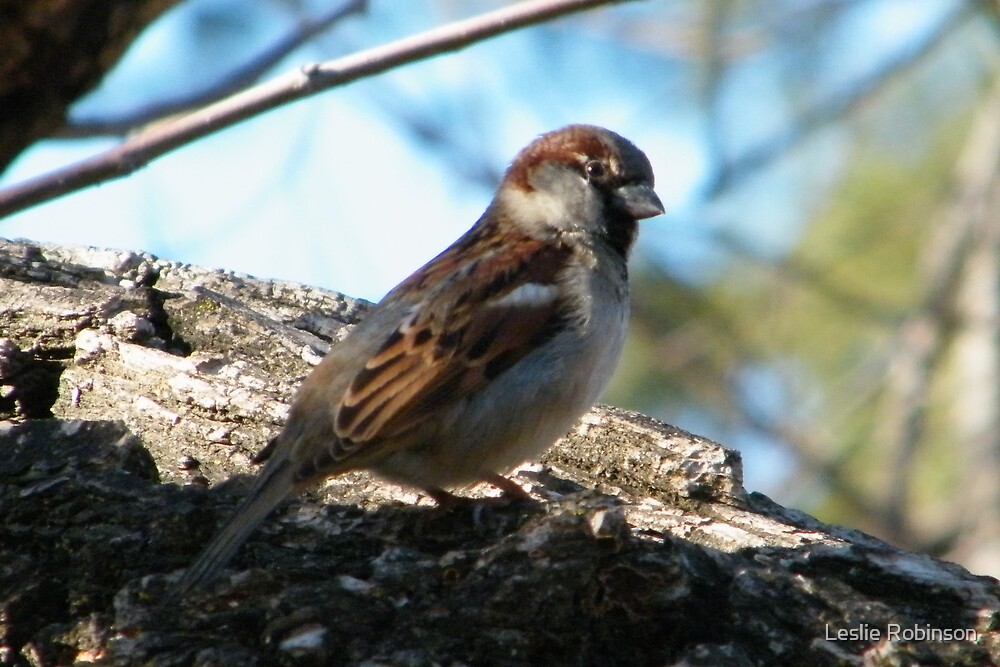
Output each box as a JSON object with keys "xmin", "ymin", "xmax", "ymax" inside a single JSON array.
[{"xmin": 171, "ymin": 454, "xmax": 298, "ymax": 599}]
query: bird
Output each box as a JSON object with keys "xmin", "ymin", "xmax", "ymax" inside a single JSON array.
[{"xmin": 174, "ymin": 124, "xmax": 663, "ymax": 596}]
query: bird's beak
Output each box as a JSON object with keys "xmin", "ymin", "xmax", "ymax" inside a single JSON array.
[{"xmin": 614, "ymin": 183, "xmax": 665, "ymax": 220}]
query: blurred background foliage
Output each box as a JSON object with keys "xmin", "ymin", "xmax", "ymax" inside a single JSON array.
[{"xmin": 2, "ymin": 0, "xmax": 1000, "ymax": 577}]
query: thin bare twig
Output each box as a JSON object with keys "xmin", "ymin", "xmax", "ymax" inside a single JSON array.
[
  {"xmin": 0, "ymin": 0, "xmax": 633, "ymax": 220},
  {"xmin": 59, "ymin": 0, "xmax": 368, "ymax": 138}
]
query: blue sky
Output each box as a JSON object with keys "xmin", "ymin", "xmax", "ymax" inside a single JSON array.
[
  {"xmin": 1, "ymin": 0, "xmax": 709, "ymax": 300},
  {"xmin": 1, "ymin": 0, "xmax": 958, "ymax": 298}
]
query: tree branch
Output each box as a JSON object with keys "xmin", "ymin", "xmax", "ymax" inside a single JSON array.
[
  {"xmin": 0, "ymin": 0, "xmax": 633, "ymax": 220},
  {"xmin": 57, "ymin": 0, "xmax": 368, "ymax": 139}
]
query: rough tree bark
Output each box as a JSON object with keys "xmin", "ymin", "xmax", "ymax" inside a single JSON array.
[{"xmin": 1, "ymin": 237, "xmax": 998, "ymax": 666}]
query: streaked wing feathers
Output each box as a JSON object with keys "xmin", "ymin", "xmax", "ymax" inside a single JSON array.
[{"xmin": 333, "ymin": 237, "xmax": 572, "ymax": 445}]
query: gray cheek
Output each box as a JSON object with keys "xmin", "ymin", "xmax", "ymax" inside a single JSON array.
[
  {"xmin": 538, "ymin": 171, "xmax": 603, "ymax": 233},
  {"xmin": 570, "ymin": 190, "xmax": 607, "ymax": 233}
]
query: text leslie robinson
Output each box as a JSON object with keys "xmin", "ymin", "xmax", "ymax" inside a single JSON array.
[{"xmin": 825, "ymin": 623, "xmax": 979, "ymax": 642}]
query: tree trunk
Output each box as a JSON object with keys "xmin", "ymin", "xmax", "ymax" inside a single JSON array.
[{"xmin": 1, "ymin": 237, "xmax": 997, "ymax": 666}]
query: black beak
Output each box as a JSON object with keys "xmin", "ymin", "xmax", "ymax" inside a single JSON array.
[{"xmin": 613, "ymin": 183, "xmax": 664, "ymax": 220}]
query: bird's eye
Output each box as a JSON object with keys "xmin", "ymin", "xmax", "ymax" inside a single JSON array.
[{"xmin": 584, "ymin": 160, "xmax": 606, "ymax": 180}]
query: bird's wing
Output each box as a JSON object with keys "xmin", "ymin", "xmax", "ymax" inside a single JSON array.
[{"xmin": 329, "ymin": 234, "xmax": 574, "ymax": 457}]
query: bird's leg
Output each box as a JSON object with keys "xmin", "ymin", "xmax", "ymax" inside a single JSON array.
[
  {"xmin": 423, "ymin": 473, "xmax": 534, "ymax": 507},
  {"xmin": 482, "ymin": 473, "xmax": 534, "ymax": 502},
  {"xmin": 424, "ymin": 487, "xmax": 465, "ymax": 506}
]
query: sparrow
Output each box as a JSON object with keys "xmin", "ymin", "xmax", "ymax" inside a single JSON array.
[{"xmin": 174, "ymin": 124, "xmax": 663, "ymax": 596}]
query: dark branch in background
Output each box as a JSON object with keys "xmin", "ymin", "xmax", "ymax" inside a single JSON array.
[
  {"xmin": 0, "ymin": 0, "xmax": 633, "ymax": 221},
  {"xmin": 737, "ymin": 408, "xmax": 887, "ymax": 522},
  {"xmin": 58, "ymin": 0, "xmax": 368, "ymax": 138},
  {"xmin": 631, "ymin": 269, "xmax": 886, "ymax": 522},
  {"xmin": 365, "ymin": 88, "xmax": 505, "ymax": 190},
  {"xmin": 695, "ymin": 1, "xmax": 728, "ymax": 176},
  {"xmin": 702, "ymin": 0, "xmax": 976, "ymax": 198},
  {"xmin": 879, "ymin": 76, "xmax": 1000, "ymax": 547},
  {"xmin": 713, "ymin": 229, "xmax": 899, "ymax": 323}
]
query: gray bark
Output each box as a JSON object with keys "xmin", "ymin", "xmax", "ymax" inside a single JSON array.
[{"xmin": 1, "ymin": 237, "xmax": 997, "ymax": 666}]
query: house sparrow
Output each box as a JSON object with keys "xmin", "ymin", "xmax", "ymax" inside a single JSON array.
[{"xmin": 175, "ymin": 124, "xmax": 663, "ymax": 595}]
